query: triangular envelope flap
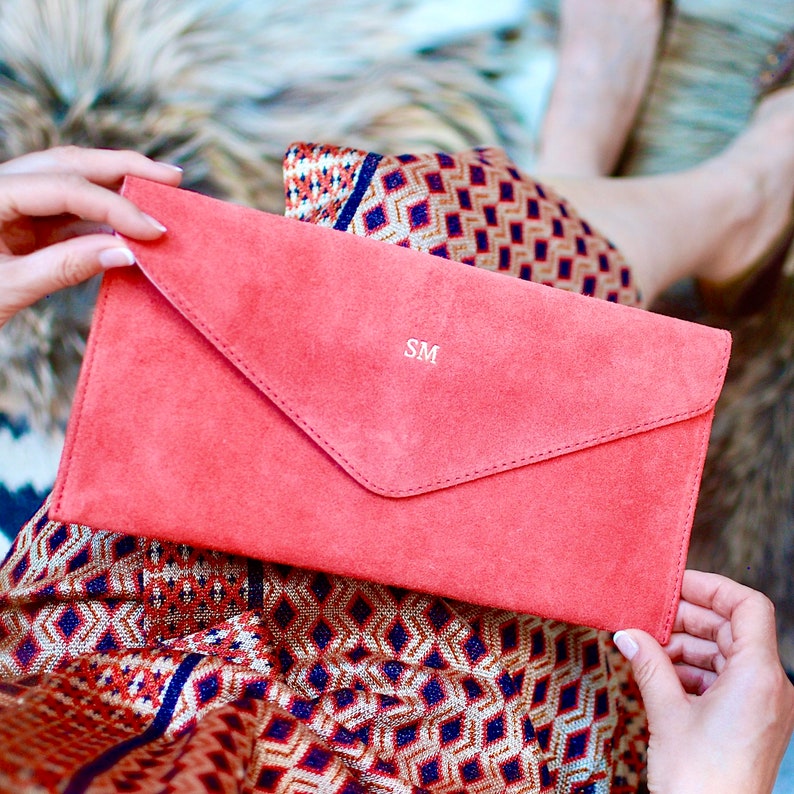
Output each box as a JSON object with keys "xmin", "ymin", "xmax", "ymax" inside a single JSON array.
[{"xmin": 120, "ymin": 177, "xmax": 731, "ymax": 497}]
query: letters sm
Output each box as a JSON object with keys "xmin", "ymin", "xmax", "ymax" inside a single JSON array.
[{"xmin": 404, "ymin": 338, "xmax": 440, "ymax": 365}]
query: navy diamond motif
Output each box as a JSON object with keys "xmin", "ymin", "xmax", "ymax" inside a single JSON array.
[
  {"xmin": 565, "ymin": 728, "xmax": 590, "ymax": 760},
  {"xmin": 527, "ymin": 198, "xmax": 540, "ymax": 219},
  {"xmin": 346, "ymin": 644, "xmax": 370, "ymax": 664},
  {"xmin": 196, "ymin": 673, "xmax": 220, "ymax": 703},
  {"xmin": 462, "ymin": 677, "xmax": 484, "ymax": 701},
  {"xmin": 469, "ymin": 165, "xmax": 485, "ymax": 185},
  {"xmin": 256, "ymin": 768, "xmax": 285, "ymax": 792},
  {"xmin": 11, "ymin": 553, "xmax": 29, "ymax": 585},
  {"xmin": 427, "ymin": 600, "xmax": 451, "ymax": 631},
  {"xmin": 264, "ymin": 716, "xmax": 294, "ymax": 742},
  {"xmin": 312, "ymin": 619, "xmax": 333, "ymax": 650},
  {"xmin": 14, "ymin": 635, "xmax": 39, "ymax": 667},
  {"xmin": 348, "ymin": 595, "xmax": 373, "ymax": 626},
  {"xmin": 299, "ymin": 745, "xmax": 332, "ymax": 773},
  {"xmin": 559, "ymin": 681, "xmax": 579, "ymax": 712},
  {"xmin": 308, "ymin": 663, "xmax": 329, "ymax": 692},
  {"xmin": 387, "ymin": 619, "xmax": 409, "ymax": 654},
  {"xmin": 382, "ymin": 660, "xmax": 403, "ymax": 682},
  {"xmin": 445, "ymin": 213, "xmax": 462, "ymax": 237},
  {"xmin": 364, "ymin": 205, "xmax": 387, "ymax": 231},
  {"xmin": 96, "ymin": 631, "xmax": 118, "ymax": 652},
  {"xmin": 382, "ymin": 169, "xmax": 406, "ymax": 192},
  {"xmin": 57, "ymin": 606, "xmax": 82, "ymax": 639},
  {"xmin": 531, "ymin": 628, "xmax": 545, "ymax": 658},
  {"xmin": 273, "ymin": 598, "xmax": 296, "ymax": 629},
  {"xmin": 583, "ymin": 639, "xmax": 600, "ymax": 671},
  {"xmin": 461, "ymin": 758, "xmax": 483, "ymax": 782},
  {"xmin": 409, "ymin": 200, "xmax": 430, "ymax": 230},
  {"xmin": 47, "ymin": 524, "xmax": 68, "ymax": 552},
  {"xmin": 113, "ymin": 534, "xmax": 137, "ymax": 559},
  {"xmin": 424, "ymin": 172, "xmax": 444, "ymax": 193},
  {"xmin": 595, "ymin": 687, "xmax": 609, "ymax": 718},
  {"xmin": 441, "ymin": 716, "xmax": 462, "ymax": 744},
  {"xmin": 422, "ymin": 649, "xmax": 447, "ymax": 669},
  {"xmin": 334, "ymin": 688, "xmax": 355, "ymax": 709},
  {"xmin": 500, "ymin": 620, "xmax": 518, "ymax": 651},
  {"xmin": 310, "ymin": 572, "xmax": 332, "ymax": 603},
  {"xmin": 395, "ymin": 722, "xmax": 418, "ymax": 747},
  {"xmin": 501, "ymin": 758, "xmax": 522, "ymax": 784},
  {"xmin": 421, "ymin": 759, "xmax": 440, "ymax": 785},
  {"xmin": 464, "ymin": 633, "xmax": 487, "ymax": 663},
  {"xmin": 486, "ymin": 714, "xmax": 505, "ymax": 743},
  {"xmin": 421, "ymin": 678, "xmax": 445, "ymax": 708},
  {"xmin": 532, "ymin": 676, "xmax": 549, "ymax": 705}
]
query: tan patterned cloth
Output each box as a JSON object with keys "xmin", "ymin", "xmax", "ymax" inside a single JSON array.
[{"xmin": 0, "ymin": 145, "xmax": 647, "ymax": 793}]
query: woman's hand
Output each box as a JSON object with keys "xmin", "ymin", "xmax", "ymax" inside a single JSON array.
[
  {"xmin": 0, "ymin": 146, "xmax": 183, "ymax": 328},
  {"xmin": 614, "ymin": 569, "xmax": 794, "ymax": 794}
]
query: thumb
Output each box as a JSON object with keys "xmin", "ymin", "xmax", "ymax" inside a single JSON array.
[
  {"xmin": 613, "ymin": 629, "xmax": 687, "ymax": 725},
  {"xmin": 0, "ymin": 234, "xmax": 136, "ymax": 326}
]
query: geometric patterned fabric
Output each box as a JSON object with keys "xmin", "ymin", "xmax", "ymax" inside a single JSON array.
[
  {"xmin": 283, "ymin": 143, "xmax": 640, "ymax": 306},
  {"xmin": 0, "ymin": 144, "xmax": 647, "ymax": 792}
]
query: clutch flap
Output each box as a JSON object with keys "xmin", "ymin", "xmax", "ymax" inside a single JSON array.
[{"xmin": 120, "ymin": 177, "xmax": 731, "ymax": 498}]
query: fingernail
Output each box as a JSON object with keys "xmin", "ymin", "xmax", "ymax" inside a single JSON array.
[
  {"xmin": 99, "ymin": 247, "xmax": 136, "ymax": 269},
  {"xmin": 157, "ymin": 162, "xmax": 183, "ymax": 173},
  {"xmin": 613, "ymin": 631, "xmax": 640, "ymax": 660},
  {"xmin": 142, "ymin": 213, "xmax": 167, "ymax": 233}
]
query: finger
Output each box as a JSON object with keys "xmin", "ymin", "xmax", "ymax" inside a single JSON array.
[
  {"xmin": 663, "ymin": 631, "xmax": 726, "ymax": 674},
  {"xmin": 672, "ymin": 662, "xmax": 718, "ymax": 695},
  {"xmin": 0, "ymin": 146, "xmax": 183, "ymax": 187},
  {"xmin": 0, "ymin": 174, "xmax": 168, "ymax": 240},
  {"xmin": 613, "ymin": 630, "xmax": 688, "ymax": 729},
  {"xmin": 673, "ymin": 597, "xmax": 730, "ymax": 643},
  {"xmin": 682, "ymin": 570, "xmax": 778, "ymax": 652},
  {"xmin": 0, "ymin": 234, "xmax": 135, "ymax": 326}
]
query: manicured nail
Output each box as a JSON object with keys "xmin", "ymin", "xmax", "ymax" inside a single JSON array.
[
  {"xmin": 143, "ymin": 213, "xmax": 167, "ymax": 233},
  {"xmin": 99, "ymin": 247, "xmax": 136, "ymax": 269},
  {"xmin": 613, "ymin": 631, "xmax": 639, "ymax": 660}
]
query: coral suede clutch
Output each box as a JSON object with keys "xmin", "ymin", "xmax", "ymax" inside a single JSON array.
[{"xmin": 51, "ymin": 177, "xmax": 731, "ymax": 642}]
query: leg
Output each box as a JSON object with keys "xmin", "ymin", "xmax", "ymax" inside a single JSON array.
[
  {"xmin": 540, "ymin": 85, "xmax": 794, "ymax": 306},
  {"xmin": 536, "ymin": 0, "xmax": 666, "ymax": 177}
]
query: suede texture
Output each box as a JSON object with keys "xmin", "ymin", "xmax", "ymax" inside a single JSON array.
[{"xmin": 51, "ymin": 178, "xmax": 731, "ymax": 642}]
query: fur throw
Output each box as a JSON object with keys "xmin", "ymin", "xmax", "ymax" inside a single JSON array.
[
  {"xmin": 0, "ymin": 0, "xmax": 530, "ymax": 427},
  {"xmin": 689, "ymin": 267, "xmax": 794, "ymax": 670}
]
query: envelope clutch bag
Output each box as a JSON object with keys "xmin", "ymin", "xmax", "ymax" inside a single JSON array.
[{"xmin": 51, "ymin": 175, "xmax": 731, "ymax": 643}]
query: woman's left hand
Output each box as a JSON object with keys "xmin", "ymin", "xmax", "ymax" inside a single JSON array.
[{"xmin": 0, "ymin": 146, "xmax": 183, "ymax": 328}]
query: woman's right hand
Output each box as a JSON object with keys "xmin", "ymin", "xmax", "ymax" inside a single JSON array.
[
  {"xmin": 0, "ymin": 146, "xmax": 183, "ymax": 328},
  {"xmin": 615, "ymin": 570, "xmax": 794, "ymax": 794}
]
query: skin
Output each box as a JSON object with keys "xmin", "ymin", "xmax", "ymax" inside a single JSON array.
[
  {"xmin": 616, "ymin": 570, "xmax": 794, "ymax": 794},
  {"xmin": 535, "ymin": 0, "xmax": 665, "ymax": 177},
  {"xmin": 0, "ymin": 146, "xmax": 182, "ymax": 328},
  {"xmin": 537, "ymin": 0, "xmax": 794, "ymax": 308}
]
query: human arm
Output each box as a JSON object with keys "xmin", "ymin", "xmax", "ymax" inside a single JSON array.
[
  {"xmin": 614, "ymin": 569, "xmax": 794, "ymax": 794},
  {"xmin": 0, "ymin": 146, "xmax": 182, "ymax": 328}
]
